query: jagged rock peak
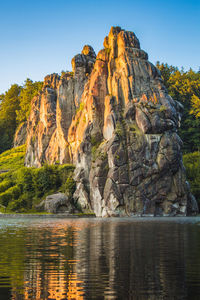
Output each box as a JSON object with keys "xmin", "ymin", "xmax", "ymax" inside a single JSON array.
[
  {"xmin": 44, "ymin": 73, "xmax": 60, "ymax": 90},
  {"xmin": 104, "ymin": 26, "xmax": 140, "ymax": 51},
  {"xmin": 81, "ymin": 45, "xmax": 96, "ymax": 58},
  {"xmin": 72, "ymin": 45, "xmax": 96, "ymax": 75}
]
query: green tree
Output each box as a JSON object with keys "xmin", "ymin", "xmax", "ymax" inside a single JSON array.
[
  {"xmin": 0, "ymin": 80, "xmax": 43, "ymax": 153},
  {"xmin": 156, "ymin": 62, "xmax": 178, "ymax": 88},
  {"xmin": 156, "ymin": 63, "xmax": 200, "ymax": 153},
  {"xmin": 16, "ymin": 78, "xmax": 43, "ymax": 123},
  {"xmin": 183, "ymin": 152, "xmax": 200, "ymax": 205},
  {"xmin": 190, "ymin": 95, "xmax": 200, "ymax": 118},
  {"xmin": 0, "ymin": 84, "xmax": 21, "ymax": 153},
  {"xmin": 0, "ymin": 84, "xmax": 21, "ymax": 128}
]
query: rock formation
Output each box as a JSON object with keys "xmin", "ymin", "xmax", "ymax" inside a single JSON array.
[
  {"xmin": 36, "ymin": 193, "xmax": 74, "ymax": 214},
  {"xmin": 14, "ymin": 122, "xmax": 27, "ymax": 147},
  {"xmin": 25, "ymin": 46, "xmax": 96, "ymax": 167},
  {"xmin": 24, "ymin": 26, "xmax": 198, "ymax": 217}
]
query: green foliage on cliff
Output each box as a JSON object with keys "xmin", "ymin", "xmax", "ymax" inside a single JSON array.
[
  {"xmin": 0, "ymin": 79, "xmax": 42, "ymax": 154},
  {"xmin": 16, "ymin": 78, "xmax": 43, "ymax": 123},
  {"xmin": 91, "ymin": 135, "xmax": 102, "ymax": 161},
  {"xmin": 76, "ymin": 102, "xmax": 85, "ymax": 114},
  {"xmin": 156, "ymin": 63, "xmax": 200, "ymax": 153},
  {"xmin": 183, "ymin": 152, "xmax": 200, "ymax": 205},
  {"xmin": 0, "ymin": 146, "xmax": 75, "ymax": 213}
]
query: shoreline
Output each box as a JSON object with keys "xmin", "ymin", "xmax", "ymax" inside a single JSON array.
[
  {"xmin": 0, "ymin": 213, "xmax": 199, "ymax": 219},
  {"xmin": 0, "ymin": 213, "xmax": 96, "ymax": 218}
]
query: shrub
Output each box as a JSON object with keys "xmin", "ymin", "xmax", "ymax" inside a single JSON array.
[
  {"xmin": 65, "ymin": 177, "xmax": 76, "ymax": 199},
  {"xmin": 8, "ymin": 193, "xmax": 31, "ymax": 212},
  {"xmin": 115, "ymin": 122, "xmax": 124, "ymax": 137},
  {"xmin": 159, "ymin": 105, "xmax": 167, "ymax": 112},
  {"xmin": 0, "ymin": 180, "xmax": 13, "ymax": 193},
  {"xmin": 183, "ymin": 152, "xmax": 200, "ymax": 205},
  {"xmin": 0, "ymin": 185, "xmax": 21, "ymax": 207},
  {"xmin": 15, "ymin": 167, "xmax": 34, "ymax": 193},
  {"xmin": 76, "ymin": 102, "xmax": 84, "ymax": 114},
  {"xmin": 10, "ymin": 185, "xmax": 21, "ymax": 199},
  {"xmin": 0, "ymin": 145, "xmax": 75, "ymax": 212},
  {"xmin": 58, "ymin": 164, "xmax": 75, "ymax": 185},
  {"xmin": 0, "ymin": 191, "xmax": 11, "ymax": 207},
  {"xmin": 0, "ymin": 145, "xmax": 26, "ymax": 171}
]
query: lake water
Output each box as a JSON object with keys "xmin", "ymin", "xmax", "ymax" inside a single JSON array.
[{"xmin": 0, "ymin": 217, "xmax": 200, "ymax": 299}]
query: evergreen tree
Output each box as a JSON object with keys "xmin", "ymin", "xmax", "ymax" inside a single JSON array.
[
  {"xmin": 0, "ymin": 84, "xmax": 21, "ymax": 153},
  {"xmin": 156, "ymin": 63, "xmax": 200, "ymax": 153},
  {"xmin": 0, "ymin": 80, "xmax": 42, "ymax": 153},
  {"xmin": 16, "ymin": 79, "xmax": 43, "ymax": 124}
]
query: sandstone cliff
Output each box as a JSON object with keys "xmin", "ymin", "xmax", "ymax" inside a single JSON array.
[
  {"xmin": 14, "ymin": 122, "xmax": 27, "ymax": 147},
  {"xmin": 25, "ymin": 45, "xmax": 96, "ymax": 167},
  {"xmin": 24, "ymin": 26, "xmax": 198, "ymax": 217}
]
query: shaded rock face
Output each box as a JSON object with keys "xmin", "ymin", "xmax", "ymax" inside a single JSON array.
[
  {"xmin": 25, "ymin": 26, "xmax": 198, "ymax": 217},
  {"xmin": 14, "ymin": 122, "xmax": 27, "ymax": 147}
]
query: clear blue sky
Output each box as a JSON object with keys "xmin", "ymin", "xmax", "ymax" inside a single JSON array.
[{"xmin": 0, "ymin": 0, "xmax": 199, "ymax": 93}]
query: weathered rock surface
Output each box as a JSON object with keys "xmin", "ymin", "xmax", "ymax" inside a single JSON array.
[
  {"xmin": 25, "ymin": 46, "xmax": 96, "ymax": 167},
  {"xmin": 14, "ymin": 122, "xmax": 27, "ymax": 147},
  {"xmin": 25, "ymin": 26, "xmax": 198, "ymax": 217},
  {"xmin": 37, "ymin": 193, "xmax": 74, "ymax": 214}
]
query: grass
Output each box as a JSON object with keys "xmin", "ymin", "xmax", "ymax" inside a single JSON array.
[
  {"xmin": 74, "ymin": 212, "xmax": 95, "ymax": 217},
  {"xmin": 0, "ymin": 145, "xmax": 26, "ymax": 171},
  {"xmin": 0, "ymin": 209, "xmax": 52, "ymax": 215}
]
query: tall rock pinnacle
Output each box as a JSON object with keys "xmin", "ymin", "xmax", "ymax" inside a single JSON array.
[{"xmin": 24, "ymin": 26, "xmax": 198, "ymax": 217}]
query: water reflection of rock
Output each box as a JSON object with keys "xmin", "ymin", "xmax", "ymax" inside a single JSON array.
[
  {"xmin": 2, "ymin": 219, "xmax": 200, "ymax": 299},
  {"xmin": 20, "ymin": 221, "xmax": 86, "ymax": 299},
  {"xmin": 74, "ymin": 221, "xmax": 188, "ymax": 299}
]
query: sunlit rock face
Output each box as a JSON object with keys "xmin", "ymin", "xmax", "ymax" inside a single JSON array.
[
  {"xmin": 25, "ymin": 27, "xmax": 198, "ymax": 217},
  {"xmin": 25, "ymin": 46, "xmax": 96, "ymax": 167}
]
